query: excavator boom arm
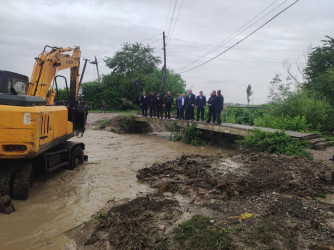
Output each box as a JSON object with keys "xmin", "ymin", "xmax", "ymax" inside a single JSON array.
[{"xmin": 27, "ymin": 46, "xmax": 81, "ymax": 102}]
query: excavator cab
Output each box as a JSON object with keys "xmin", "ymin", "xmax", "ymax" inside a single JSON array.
[{"xmin": 0, "ymin": 70, "xmax": 29, "ymax": 95}]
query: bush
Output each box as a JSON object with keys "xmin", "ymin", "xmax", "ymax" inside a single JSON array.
[
  {"xmin": 168, "ymin": 123, "xmax": 204, "ymax": 146},
  {"xmin": 253, "ymin": 114, "xmax": 311, "ymax": 132},
  {"xmin": 271, "ymin": 91, "xmax": 330, "ymax": 132},
  {"xmin": 240, "ymin": 129, "xmax": 311, "ymax": 158},
  {"xmin": 120, "ymin": 98, "xmax": 134, "ymax": 110}
]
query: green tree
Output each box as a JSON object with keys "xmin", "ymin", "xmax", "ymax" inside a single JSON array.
[
  {"xmin": 104, "ymin": 43, "xmax": 161, "ymax": 103},
  {"xmin": 305, "ymin": 36, "xmax": 334, "ymax": 80},
  {"xmin": 268, "ymin": 74, "xmax": 292, "ymax": 103},
  {"xmin": 246, "ymin": 84, "xmax": 253, "ymax": 105},
  {"xmin": 145, "ymin": 68, "xmax": 186, "ymax": 96}
]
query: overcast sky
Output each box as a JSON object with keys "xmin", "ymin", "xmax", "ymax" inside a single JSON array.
[{"xmin": 0, "ymin": 0, "xmax": 333, "ymax": 104}]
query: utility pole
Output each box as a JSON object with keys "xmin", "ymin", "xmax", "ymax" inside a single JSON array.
[
  {"xmin": 79, "ymin": 58, "xmax": 89, "ymax": 87},
  {"xmin": 90, "ymin": 56, "xmax": 101, "ymax": 83}
]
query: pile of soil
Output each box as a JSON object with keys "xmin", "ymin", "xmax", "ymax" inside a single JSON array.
[
  {"xmin": 93, "ymin": 115, "xmax": 151, "ymax": 134},
  {"xmin": 138, "ymin": 153, "xmax": 333, "ymax": 198},
  {"xmin": 82, "ymin": 153, "xmax": 334, "ymax": 249},
  {"xmin": 84, "ymin": 196, "xmax": 182, "ymax": 249}
]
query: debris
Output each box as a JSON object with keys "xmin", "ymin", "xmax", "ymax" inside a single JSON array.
[{"xmin": 0, "ymin": 195, "xmax": 15, "ymax": 214}]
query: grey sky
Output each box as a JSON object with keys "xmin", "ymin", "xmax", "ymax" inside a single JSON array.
[{"xmin": 0, "ymin": 0, "xmax": 333, "ymax": 104}]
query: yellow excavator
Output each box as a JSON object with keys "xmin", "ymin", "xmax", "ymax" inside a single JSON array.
[{"xmin": 0, "ymin": 45, "xmax": 88, "ymax": 201}]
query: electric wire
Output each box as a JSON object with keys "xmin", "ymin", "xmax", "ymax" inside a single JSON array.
[
  {"xmin": 178, "ymin": 0, "xmax": 289, "ymax": 70},
  {"xmin": 170, "ymin": 37, "xmax": 304, "ymax": 52},
  {"xmin": 166, "ymin": 0, "xmax": 178, "ymax": 37},
  {"xmin": 179, "ymin": 0, "xmax": 300, "ymax": 73},
  {"xmin": 163, "ymin": 0, "xmax": 173, "ymax": 31},
  {"xmin": 167, "ymin": 0, "xmax": 184, "ymax": 44},
  {"xmin": 140, "ymin": 33, "xmax": 162, "ymax": 43}
]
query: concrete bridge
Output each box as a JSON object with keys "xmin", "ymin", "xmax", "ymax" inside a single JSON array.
[{"xmin": 133, "ymin": 115, "xmax": 328, "ymax": 149}]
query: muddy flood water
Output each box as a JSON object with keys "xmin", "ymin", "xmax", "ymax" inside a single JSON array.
[{"xmin": 0, "ymin": 113, "xmax": 229, "ymax": 250}]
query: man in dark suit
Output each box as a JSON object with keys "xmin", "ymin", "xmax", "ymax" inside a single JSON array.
[
  {"xmin": 176, "ymin": 92, "xmax": 181, "ymax": 119},
  {"xmin": 195, "ymin": 91, "xmax": 206, "ymax": 122},
  {"xmin": 163, "ymin": 91, "xmax": 174, "ymax": 119},
  {"xmin": 206, "ymin": 91, "xmax": 216, "ymax": 123},
  {"xmin": 214, "ymin": 90, "xmax": 224, "ymax": 124},
  {"xmin": 177, "ymin": 94, "xmax": 185, "ymax": 120},
  {"xmin": 155, "ymin": 93, "xmax": 164, "ymax": 119},
  {"xmin": 148, "ymin": 92, "xmax": 156, "ymax": 117},
  {"xmin": 140, "ymin": 91, "xmax": 148, "ymax": 116},
  {"xmin": 185, "ymin": 90, "xmax": 196, "ymax": 120}
]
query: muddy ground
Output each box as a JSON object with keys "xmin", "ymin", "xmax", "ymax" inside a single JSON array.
[
  {"xmin": 73, "ymin": 119, "xmax": 334, "ymax": 250},
  {"xmin": 0, "ymin": 113, "xmax": 220, "ymax": 249},
  {"xmin": 0, "ymin": 113, "xmax": 333, "ymax": 249}
]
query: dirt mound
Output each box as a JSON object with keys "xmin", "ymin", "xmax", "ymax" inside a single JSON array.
[
  {"xmin": 93, "ymin": 115, "xmax": 151, "ymax": 134},
  {"xmin": 84, "ymin": 196, "xmax": 182, "ymax": 249},
  {"xmin": 137, "ymin": 153, "xmax": 334, "ymax": 198},
  {"xmin": 79, "ymin": 153, "xmax": 334, "ymax": 249}
]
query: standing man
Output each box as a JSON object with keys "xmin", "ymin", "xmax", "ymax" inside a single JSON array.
[
  {"xmin": 176, "ymin": 92, "xmax": 181, "ymax": 119},
  {"xmin": 100, "ymin": 100, "xmax": 106, "ymax": 113},
  {"xmin": 207, "ymin": 91, "xmax": 216, "ymax": 123},
  {"xmin": 140, "ymin": 91, "xmax": 148, "ymax": 117},
  {"xmin": 215, "ymin": 90, "xmax": 224, "ymax": 124},
  {"xmin": 163, "ymin": 91, "xmax": 174, "ymax": 119},
  {"xmin": 148, "ymin": 92, "xmax": 156, "ymax": 117},
  {"xmin": 195, "ymin": 91, "xmax": 206, "ymax": 122},
  {"xmin": 155, "ymin": 93, "xmax": 164, "ymax": 119},
  {"xmin": 177, "ymin": 93, "xmax": 186, "ymax": 120},
  {"xmin": 185, "ymin": 90, "xmax": 196, "ymax": 120}
]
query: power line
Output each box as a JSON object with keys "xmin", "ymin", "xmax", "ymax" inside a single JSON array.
[
  {"xmin": 140, "ymin": 33, "xmax": 162, "ymax": 43},
  {"xmin": 180, "ymin": 0, "xmax": 300, "ymax": 74},
  {"xmin": 170, "ymin": 49, "xmax": 284, "ymax": 64},
  {"xmin": 163, "ymin": 0, "xmax": 173, "ymax": 31},
  {"xmin": 166, "ymin": 0, "xmax": 178, "ymax": 36},
  {"xmin": 167, "ymin": 0, "xmax": 184, "ymax": 44},
  {"xmin": 178, "ymin": 0, "xmax": 290, "ymax": 70},
  {"xmin": 170, "ymin": 37, "xmax": 304, "ymax": 52}
]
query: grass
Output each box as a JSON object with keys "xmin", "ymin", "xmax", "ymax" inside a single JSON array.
[
  {"xmin": 172, "ymin": 215, "xmax": 231, "ymax": 250},
  {"xmin": 94, "ymin": 119, "xmax": 112, "ymax": 129},
  {"xmin": 89, "ymin": 109, "xmax": 137, "ymax": 115},
  {"xmin": 94, "ymin": 212, "xmax": 113, "ymax": 219}
]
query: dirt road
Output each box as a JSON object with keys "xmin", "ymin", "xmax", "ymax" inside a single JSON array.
[{"xmin": 0, "ymin": 113, "xmax": 223, "ymax": 250}]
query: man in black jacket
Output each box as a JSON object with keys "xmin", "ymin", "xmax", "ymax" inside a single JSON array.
[
  {"xmin": 195, "ymin": 91, "xmax": 206, "ymax": 121},
  {"xmin": 163, "ymin": 91, "xmax": 174, "ymax": 119},
  {"xmin": 140, "ymin": 91, "xmax": 148, "ymax": 116},
  {"xmin": 155, "ymin": 93, "xmax": 164, "ymax": 119},
  {"xmin": 206, "ymin": 91, "xmax": 216, "ymax": 123},
  {"xmin": 176, "ymin": 92, "xmax": 181, "ymax": 119},
  {"xmin": 185, "ymin": 89, "xmax": 196, "ymax": 120},
  {"xmin": 148, "ymin": 92, "xmax": 156, "ymax": 117},
  {"xmin": 215, "ymin": 90, "xmax": 224, "ymax": 124}
]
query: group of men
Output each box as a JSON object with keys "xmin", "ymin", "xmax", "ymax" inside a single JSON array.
[{"xmin": 139, "ymin": 89, "xmax": 224, "ymax": 124}]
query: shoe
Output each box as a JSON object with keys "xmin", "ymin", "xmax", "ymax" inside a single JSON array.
[{"xmin": 206, "ymin": 121, "xmax": 210, "ymax": 123}]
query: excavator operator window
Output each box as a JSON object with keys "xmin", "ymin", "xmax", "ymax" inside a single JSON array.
[{"xmin": 8, "ymin": 79, "xmax": 27, "ymax": 95}]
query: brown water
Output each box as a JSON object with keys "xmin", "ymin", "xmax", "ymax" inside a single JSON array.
[{"xmin": 0, "ymin": 125, "xmax": 227, "ymax": 250}]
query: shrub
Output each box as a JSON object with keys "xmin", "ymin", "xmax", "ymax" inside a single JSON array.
[
  {"xmin": 253, "ymin": 114, "xmax": 310, "ymax": 132},
  {"xmin": 240, "ymin": 129, "xmax": 311, "ymax": 158}
]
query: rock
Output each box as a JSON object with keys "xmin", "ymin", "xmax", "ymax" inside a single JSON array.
[{"xmin": 0, "ymin": 195, "xmax": 15, "ymax": 214}]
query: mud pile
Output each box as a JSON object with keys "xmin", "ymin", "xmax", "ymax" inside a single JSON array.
[
  {"xmin": 84, "ymin": 196, "xmax": 182, "ymax": 249},
  {"xmin": 93, "ymin": 115, "xmax": 151, "ymax": 134},
  {"xmin": 82, "ymin": 153, "xmax": 334, "ymax": 249},
  {"xmin": 138, "ymin": 153, "xmax": 333, "ymax": 198}
]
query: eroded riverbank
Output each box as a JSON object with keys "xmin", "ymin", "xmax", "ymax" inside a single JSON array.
[{"xmin": 0, "ymin": 114, "xmax": 225, "ymax": 250}]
